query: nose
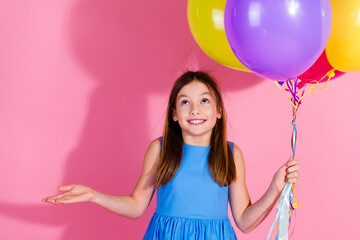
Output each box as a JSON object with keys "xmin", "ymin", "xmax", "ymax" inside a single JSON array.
[{"xmin": 190, "ymin": 104, "xmax": 200, "ymax": 115}]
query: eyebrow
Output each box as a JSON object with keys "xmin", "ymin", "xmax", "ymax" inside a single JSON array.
[{"xmin": 177, "ymin": 92, "xmax": 211, "ymax": 99}]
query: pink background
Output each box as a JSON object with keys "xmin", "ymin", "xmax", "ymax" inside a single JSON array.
[{"xmin": 1, "ymin": 0, "xmax": 359, "ymax": 239}]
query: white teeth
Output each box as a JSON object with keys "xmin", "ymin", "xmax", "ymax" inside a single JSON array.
[{"xmin": 189, "ymin": 120, "xmax": 205, "ymax": 124}]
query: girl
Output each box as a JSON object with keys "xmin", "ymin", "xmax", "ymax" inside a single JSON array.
[{"xmin": 43, "ymin": 71, "xmax": 299, "ymax": 239}]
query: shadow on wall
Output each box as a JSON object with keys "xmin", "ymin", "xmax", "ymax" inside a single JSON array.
[{"xmin": 0, "ymin": 0, "xmax": 262, "ymax": 239}]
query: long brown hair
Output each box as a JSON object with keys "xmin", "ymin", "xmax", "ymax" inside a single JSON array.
[{"xmin": 155, "ymin": 71, "xmax": 236, "ymax": 188}]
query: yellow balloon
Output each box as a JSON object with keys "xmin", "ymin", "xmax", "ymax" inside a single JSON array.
[
  {"xmin": 187, "ymin": 0, "xmax": 249, "ymax": 72},
  {"xmin": 326, "ymin": 0, "xmax": 360, "ymax": 72}
]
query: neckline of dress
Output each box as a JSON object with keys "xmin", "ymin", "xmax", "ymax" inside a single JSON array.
[{"xmin": 183, "ymin": 142, "xmax": 211, "ymax": 148}]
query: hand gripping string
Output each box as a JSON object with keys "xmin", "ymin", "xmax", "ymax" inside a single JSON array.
[{"xmin": 276, "ymin": 78, "xmax": 297, "ymax": 240}]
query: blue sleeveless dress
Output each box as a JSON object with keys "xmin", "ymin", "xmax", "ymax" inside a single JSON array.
[{"xmin": 143, "ymin": 142, "xmax": 237, "ymax": 240}]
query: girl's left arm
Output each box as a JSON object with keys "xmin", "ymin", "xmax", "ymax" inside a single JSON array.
[{"xmin": 229, "ymin": 144, "xmax": 299, "ymax": 234}]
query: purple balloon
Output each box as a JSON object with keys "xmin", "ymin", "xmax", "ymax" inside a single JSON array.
[{"xmin": 224, "ymin": 0, "xmax": 332, "ymax": 81}]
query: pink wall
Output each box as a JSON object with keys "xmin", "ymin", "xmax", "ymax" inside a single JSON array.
[{"xmin": 1, "ymin": 0, "xmax": 359, "ymax": 239}]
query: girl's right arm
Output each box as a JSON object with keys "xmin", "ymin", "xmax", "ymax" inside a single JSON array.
[{"xmin": 42, "ymin": 138, "xmax": 161, "ymax": 219}]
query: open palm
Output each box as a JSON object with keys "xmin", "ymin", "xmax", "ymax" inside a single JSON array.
[{"xmin": 42, "ymin": 184, "xmax": 95, "ymax": 204}]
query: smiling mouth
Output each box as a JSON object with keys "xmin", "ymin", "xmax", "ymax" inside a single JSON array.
[{"xmin": 188, "ymin": 119, "xmax": 206, "ymax": 125}]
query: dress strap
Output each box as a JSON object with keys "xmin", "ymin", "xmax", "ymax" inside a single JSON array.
[
  {"xmin": 227, "ymin": 141, "xmax": 234, "ymax": 155},
  {"xmin": 158, "ymin": 137, "xmax": 163, "ymax": 153}
]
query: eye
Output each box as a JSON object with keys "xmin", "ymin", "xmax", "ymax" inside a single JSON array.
[
  {"xmin": 201, "ymin": 98, "xmax": 209, "ymax": 104},
  {"xmin": 181, "ymin": 100, "xmax": 189, "ymax": 105}
]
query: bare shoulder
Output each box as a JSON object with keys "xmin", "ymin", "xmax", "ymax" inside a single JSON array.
[
  {"xmin": 147, "ymin": 137, "xmax": 161, "ymax": 153},
  {"xmin": 143, "ymin": 137, "xmax": 161, "ymax": 165},
  {"xmin": 233, "ymin": 143, "xmax": 245, "ymax": 169},
  {"xmin": 132, "ymin": 138, "xmax": 161, "ymax": 193}
]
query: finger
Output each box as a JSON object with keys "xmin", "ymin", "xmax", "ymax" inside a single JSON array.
[
  {"xmin": 286, "ymin": 165, "xmax": 299, "ymax": 173},
  {"xmin": 43, "ymin": 197, "xmax": 62, "ymax": 204},
  {"xmin": 283, "ymin": 157, "xmax": 292, "ymax": 167},
  {"xmin": 286, "ymin": 172, "xmax": 298, "ymax": 179},
  {"xmin": 44, "ymin": 191, "xmax": 72, "ymax": 200},
  {"xmin": 53, "ymin": 192, "xmax": 74, "ymax": 201},
  {"xmin": 286, "ymin": 177, "xmax": 298, "ymax": 186},
  {"xmin": 42, "ymin": 195, "xmax": 58, "ymax": 203},
  {"xmin": 54, "ymin": 194, "xmax": 85, "ymax": 204},
  {"xmin": 53, "ymin": 197, "xmax": 72, "ymax": 204},
  {"xmin": 286, "ymin": 178, "xmax": 299, "ymax": 185},
  {"xmin": 58, "ymin": 184, "xmax": 75, "ymax": 192},
  {"xmin": 286, "ymin": 159, "xmax": 298, "ymax": 167},
  {"xmin": 42, "ymin": 197, "xmax": 51, "ymax": 203},
  {"xmin": 42, "ymin": 191, "xmax": 73, "ymax": 202}
]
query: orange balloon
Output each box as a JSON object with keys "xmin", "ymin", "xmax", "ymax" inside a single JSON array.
[{"xmin": 326, "ymin": 0, "xmax": 360, "ymax": 72}]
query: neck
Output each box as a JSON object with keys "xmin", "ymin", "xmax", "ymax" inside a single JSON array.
[{"xmin": 182, "ymin": 134, "xmax": 211, "ymax": 146}]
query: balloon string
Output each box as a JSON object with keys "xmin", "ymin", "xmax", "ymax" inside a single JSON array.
[
  {"xmin": 298, "ymin": 68, "xmax": 334, "ymax": 103},
  {"xmin": 289, "ymin": 197, "xmax": 302, "ymax": 239},
  {"xmin": 270, "ymin": 77, "xmax": 302, "ymax": 240},
  {"xmin": 271, "ymin": 71, "xmax": 337, "ymax": 239},
  {"xmin": 275, "ymin": 69, "xmax": 335, "ymax": 111},
  {"xmin": 274, "ymin": 81, "xmax": 297, "ymax": 109},
  {"xmin": 266, "ymin": 183, "xmax": 292, "ymax": 240},
  {"xmin": 271, "ymin": 222, "xmax": 280, "ymax": 239},
  {"xmin": 290, "ymin": 78, "xmax": 298, "ymax": 238},
  {"xmin": 291, "ymin": 122, "xmax": 296, "ymax": 158}
]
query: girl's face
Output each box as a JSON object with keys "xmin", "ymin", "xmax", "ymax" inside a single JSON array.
[{"xmin": 173, "ymin": 80, "xmax": 221, "ymax": 145}]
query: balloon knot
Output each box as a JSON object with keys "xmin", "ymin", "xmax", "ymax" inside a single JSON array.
[{"xmin": 327, "ymin": 69, "xmax": 335, "ymax": 78}]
